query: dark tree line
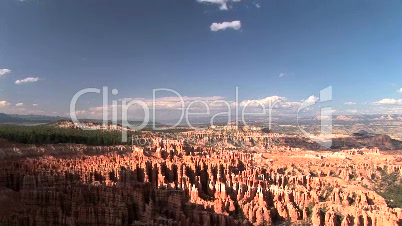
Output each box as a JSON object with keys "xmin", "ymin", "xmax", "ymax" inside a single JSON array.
[
  {"xmin": 373, "ymin": 169, "xmax": 402, "ymax": 208},
  {"xmin": 0, "ymin": 124, "xmax": 134, "ymax": 146}
]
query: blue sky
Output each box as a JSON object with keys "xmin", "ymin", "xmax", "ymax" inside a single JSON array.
[{"xmin": 0, "ymin": 0, "xmax": 401, "ymax": 119}]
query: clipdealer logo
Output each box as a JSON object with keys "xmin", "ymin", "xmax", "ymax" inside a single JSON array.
[{"xmin": 70, "ymin": 86, "xmax": 333, "ymax": 147}]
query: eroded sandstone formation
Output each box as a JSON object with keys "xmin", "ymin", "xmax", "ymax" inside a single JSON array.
[{"xmin": 0, "ymin": 131, "xmax": 402, "ymax": 226}]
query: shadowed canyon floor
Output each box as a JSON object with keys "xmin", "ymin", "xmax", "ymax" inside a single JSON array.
[{"xmin": 1, "ymin": 130, "xmax": 402, "ymax": 226}]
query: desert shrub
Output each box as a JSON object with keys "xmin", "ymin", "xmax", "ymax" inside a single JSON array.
[{"xmin": 373, "ymin": 170, "xmax": 402, "ymax": 208}]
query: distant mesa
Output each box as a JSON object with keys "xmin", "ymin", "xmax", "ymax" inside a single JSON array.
[
  {"xmin": 353, "ymin": 130, "xmax": 370, "ymax": 136},
  {"xmin": 0, "ymin": 113, "xmax": 28, "ymax": 124},
  {"xmin": 352, "ymin": 129, "xmax": 375, "ymax": 137}
]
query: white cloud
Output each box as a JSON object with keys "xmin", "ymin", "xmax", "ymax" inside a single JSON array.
[
  {"xmin": 398, "ymin": 88, "xmax": 402, "ymax": 94},
  {"xmin": 210, "ymin": 21, "xmax": 241, "ymax": 31},
  {"xmin": 15, "ymin": 77, "xmax": 40, "ymax": 84},
  {"xmin": 74, "ymin": 94, "xmax": 313, "ymax": 120},
  {"xmin": 0, "ymin": 100, "xmax": 10, "ymax": 106},
  {"xmin": 373, "ymin": 98, "xmax": 402, "ymax": 105},
  {"xmin": 344, "ymin": 101, "xmax": 356, "ymax": 105},
  {"xmin": 239, "ymin": 96, "xmax": 303, "ymax": 115},
  {"xmin": 197, "ymin": 0, "xmax": 243, "ymax": 10},
  {"xmin": 124, "ymin": 96, "xmax": 227, "ymax": 111},
  {"xmin": 279, "ymin": 73, "xmax": 285, "ymax": 78},
  {"xmin": 15, "ymin": 103, "xmax": 24, "ymax": 107},
  {"xmin": 240, "ymin": 96, "xmax": 287, "ymax": 107},
  {"xmin": 0, "ymin": 69, "xmax": 11, "ymax": 77},
  {"xmin": 304, "ymin": 95, "xmax": 319, "ymax": 104},
  {"xmin": 197, "ymin": 0, "xmax": 227, "ymax": 10},
  {"xmin": 32, "ymin": 104, "xmax": 38, "ymax": 107},
  {"xmin": 296, "ymin": 95, "xmax": 319, "ymax": 112},
  {"xmin": 345, "ymin": 109, "xmax": 359, "ymax": 114}
]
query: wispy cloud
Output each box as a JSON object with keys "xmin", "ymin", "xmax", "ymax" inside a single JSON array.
[
  {"xmin": 398, "ymin": 88, "xmax": 402, "ymax": 94},
  {"xmin": 15, "ymin": 103, "xmax": 24, "ymax": 107},
  {"xmin": 373, "ymin": 98, "xmax": 402, "ymax": 105},
  {"xmin": 279, "ymin": 73, "xmax": 285, "ymax": 78},
  {"xmin": 198, "ymin": 0, "xmax": 228, "ymax": 10},
  {"xmin": 345, "ymin": 109, "xmax": 359, "ymax": 114},
  {"xmin": 344, "ymin": 101, "xmax": 356, "ymax": 105},
  {"xmin": 241, "ymin": 96, "xmax": 292, "ymax": 107},
  {"xmin": 74, "ymin": 94, "xmax": 313, "ymax": 120},
  {"xmin": 197, "ymin": 0, "xmax": 243, "ymax": 10},
  {"xmin": 0, "ymin": 69, "xmax": 11, "ymax": 77},
  {"xmin": 210, "ymin": 21, "xmax": 241, "ymax": 32},
  {"xmin": 15, "ymin": 77, "xmax": 40, "ymax": 84}
]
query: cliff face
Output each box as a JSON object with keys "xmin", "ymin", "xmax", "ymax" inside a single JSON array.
[
  {"xmin": 0, "ymin": 135, "xmax": 402, "ymax": 226},
  {"xmin": 332, "ymin": 134, "xmax": 402, "ymax": 150}
]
